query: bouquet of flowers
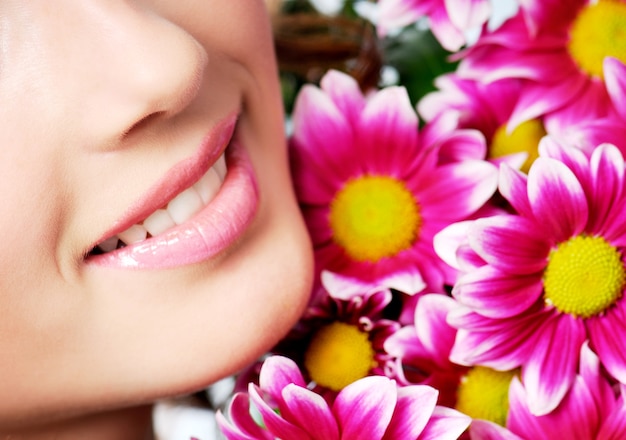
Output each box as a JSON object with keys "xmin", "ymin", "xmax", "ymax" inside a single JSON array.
[{"xmin": 215, "ymin": 0, "xmax": 626, "ymax": 438}]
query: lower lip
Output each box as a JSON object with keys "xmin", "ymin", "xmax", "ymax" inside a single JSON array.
[{"xmin": 87, "ymin": 140, "xmax": 259, "ymax": 269}]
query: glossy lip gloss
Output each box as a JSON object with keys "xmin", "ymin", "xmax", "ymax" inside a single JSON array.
[{"xmin": 86, "ymin": 113, "xmax": 259, "ymax": 269}]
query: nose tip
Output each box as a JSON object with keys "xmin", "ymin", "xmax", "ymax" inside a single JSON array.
[{"xmin": 64, "ymin": 2, "xmax": 209, "ymax": 149}]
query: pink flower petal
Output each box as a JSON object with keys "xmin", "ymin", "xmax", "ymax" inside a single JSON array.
[
  {"xmin": 333, "ymin": 376, "xmax": 397, "ymax": 440},
  {"xmin": 588, "ymin": 143, "xmax": 625, "ymax": 233},
  {"xmin": 249, "ymin": 384, "xmax": 313, "ymax": 440},
  {"xmin": 454, "ymin": 265, "xmax": 543, "ymax": 318},
  {"xmin": 433, "ymin": 221, "xmax": 473, "ymax": 271},
  {"xmin": 498, "ymin": 163, "xmax": 533, "ymax": 219},
  {"xmin": 449, "ymin": 308, "xmax": 546, "ymax": 370},
  {"xmin": 428, "ymin": 6, "xmax": 466, "ymax": 52},
  {"xmin": 414, "ymin": 294, "xmax": 458, "ymax": 364},
  {"xmin": 382, "ymin": 385, "xmax": 438, "ymax": 439},
  {"xmin": 468, "ymin": 215, "xmax": 550, "ymax": 274},
  {"xmin": 217, "ymin": 393, "xmax": 273, "ymax": 440},
  {"xmin": 356, "ymin": 86, "xmax": 420, "ymax": 176},
  {"xmin": 508, "ymin": 74, "xmax": 587, "ymax": 129},
  {"xmin": 418, "ymin": 160, "xmax": 498, "ymax": 220},
  {"xmin": 521, "ymin": 314, "xmax": 586, "ymax": 416},
  {"xmin": 587, "ymin": 306, "xmax": 626, "ymax": 385},
  {"xmin": 445, "ymin": 0, "xmax": 491, "ymax": 30},
  {"xmin": 597, "ymin": 395, "xmax": 626, "ymax": 440},
  {"xmin": 281, "ymin": 384, "xmax": 340, "ymax": 440},
  {"xmin": 508, "ymin": 374, "xmax": 599, "ymax": 439},
  {"xmin": 578, "ymin": 342, "xmax": 617, "ymax": 416},
  {"xmin": 469, "ymin": 420, "xmax": 524, "ymax": 440},
  {"xmin": 603, "ymin": 57, "xmax": 626, "ymax": 121},
  {"xmin": 527, "ymin": 157, "xmax": 588, "ymax": 243},
  {"xmin": 259, "ymin": 356, "xmax": 307, "ymax": 402},
  {"xmin": 417, "ymin": 406, "xmax": 472, "ymax": 440},
  {"xmin": 320, "ymin": 70, "xmax": 366, "ymax": 128}
]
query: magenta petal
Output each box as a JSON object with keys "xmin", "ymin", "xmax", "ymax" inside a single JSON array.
[
  {"xmin": 281, "ymin": 384, "xmax": 340, "ymax": 440},
  {"xmin": 588, "ymin": 144, "xmax": 625, "ymax": 233},
  {"xmin": 603, "ymin": 57, "xmax": 626, "ymax": 121},
  {"xmin": 522, "ymin": 314, "xmax": 586, "ymax": 416},
  {"xmin": 333, "ymin": 376, "xmax": 397, "ymax": 440},
  {"xmin": 320, "ymin": 70, "xmax": 366, "ymax": 128},
  {"xmin": 506, "ymin": 378, "xmax": 549, "ymax": 439},
  {"xmin": 428, "ymin": 6, "xmax": 466, "ymax": 52},
  {"xmin": 578, "ymin": 342, "xmax": 616, "ymax": 416},
  {"xmin": 417, "ymin": 406, "xmax": 471, "ymax": 440},
  {"xmin": 587, "ymin": 307, "xmax": 626, "ymax": 385},
  {"xmin": 227, "ymin": 393, "xmax": 272, "ymax": 439},
  {"xmin": 249, "ymin": 384, "xmax": 313, "ymax": 440},
  {"xmin": 498, "ymin": 163, "xmax": 533, "ymax": 219},
  {"xmin": 433, "ymin": 221, "xmax": 472, "ymax": 271},
  {"xmin": 415, "ymin": 294, "xmax": 458, "ymax": 364},
  {"xmin": 527, "ymin": 157, "xmax": 588, "ymax": 243},
  {"xmin": 468, "ymin": 215, "xmax": 550, "ymax": 274},
  {"xmin": 445, "ymin": 0, "xmax": 491, "ymax": 30},
  {"xmin": 382, "ymin": 385, "xmax": 438, "ymax": 439},
  {"xmin": 469, "ymin": 420, "xmax": 523, "ymax": 440},
  {"xmin": 356, "ymin": 86, "xmax": 420, "ymax": 175},
  {"xmin": 259, "ymin": 356, "xmax": 307, "ymax": 402},
  {"xmin": 509, "ymin": 374, "xmax": 599, "ymax": 439},
  {"xmin": 454, "ymin": 266, "xmax": 543, "ymax": 318},
  {"xmin": 537, "ymin": 136, "xmax": 591, "ymax": 189},
  {"xmin": 508, "ymin": 74, "xmax": 587, "ymax": 129},
  {"xmin": 597, "ymin": 395, "xmax": 626, "ymax": 440},
  {"xmin": 217, "ymin": 394, "xmax": 273, "ymax": 440},
  {"xmin": 418, "ymin": 160, "xmax": 498, "ymax": 220}
]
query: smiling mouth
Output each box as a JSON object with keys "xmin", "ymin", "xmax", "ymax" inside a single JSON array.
[
  {"xmin": 85, "ymin": 112, "xmax": 260, "ymax": 270},
  {"xmin": 89, "ymin": 152, "xmax": 228, "ymax": 255}
]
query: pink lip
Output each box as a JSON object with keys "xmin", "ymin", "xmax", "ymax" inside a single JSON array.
[{"xmin": 87, "ymin": 114, "xmax": 259, "ymax": 269}]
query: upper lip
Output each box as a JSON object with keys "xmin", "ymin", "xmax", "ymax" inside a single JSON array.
[{"xmin": 91, "ymin": 111, "xmax": 239, "ymax": 250}]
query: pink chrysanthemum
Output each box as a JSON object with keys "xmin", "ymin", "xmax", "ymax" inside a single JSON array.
[
  {"xmin": 470, "ymin": 343, "xmax": 626, "ymax": 440},
  {"xmin": 418, "ymin": 74, "xmax": 544, "ymax": 173},
  {"xmin": 437, "ymin": 137, "xmax": 626, "ymax": 416},
  {"xmin": 216, "ymin": 355, "xmax": 471, "ymax": 440},
  {"xmin": 565, "ymin": 57, "xmax": 626, "ymax": 156},
  {"xmin": 376, "ymin": 0, "xmax": 492, "ymax": 51},
  {"xmin": 386, "ymin": 294, "xmax": 468, "ymax": 407},
  {"xmin": 276, "ymin": 271, "xmax": 401, "ymax": 395},
  {"xmin": 456, "ymin": 0, "xmax": 626, "ymax": 133},
  {"xmin": 289, "ymin": 69, "xmax": 498, "ymax": 294},
  {"xmin": 387, "ymin": 294, "xmax": 517, "ymax": 426}
]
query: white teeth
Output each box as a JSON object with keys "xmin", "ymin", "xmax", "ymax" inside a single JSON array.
[
  {"xmin": 143, "ymin": 209, "xmax": 176, "ymax": 237},
  {"xmin": 117, "ymin": 224, "xmax": 148, "ymax": 245},
  {"xmin": 98, "ymin": 152, "xmax": 227, "ymax": 252},
  {"xmin": 214, "ymin": 155, "xmax": 227, "ymax": 180},
  {"xmin": 98, "ymin": 236, "xmax": 120, "ymax": 253},
  {"xmin": 167, "ymin": 186, "xmax": 204, "ymax": 225},
  {"xmin": 194, "ymin": 168, "xmax": 222, "ymax": 204}
]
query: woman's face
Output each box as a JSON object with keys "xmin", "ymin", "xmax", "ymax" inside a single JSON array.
[{"xmin": 0, "ymin": 0, "xmax": 313, "ymax": 429}]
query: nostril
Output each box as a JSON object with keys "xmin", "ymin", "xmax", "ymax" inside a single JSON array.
[{"xmin": 122, "ymin": 111, "xmax": 165, "ymax": 138}]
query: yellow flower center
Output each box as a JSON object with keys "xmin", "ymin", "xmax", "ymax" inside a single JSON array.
[
  {"xmin": 544, "ymin": 235, "xmax": 625, "ymax": 318},
  {"xmin": 455, "ymin": 367, "xmax": 517, "ymax": 427},
  {"xmin": 329, "ymin": 175, "xmax": 420, "ymax": 262},
  {"xmin": 490, "ymin": 119, "xmax": 545, "ymax": 174},
  {"xmin": 567, "ymin": 0, "xmax": 626, "ymax": 79},
  {"xmin": 304, "ymin": 322, "xmax": 376, "ymax": 392}
]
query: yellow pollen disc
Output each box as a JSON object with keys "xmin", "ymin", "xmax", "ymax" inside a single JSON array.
[
  {"xmin": 329, "ymin": 175, "xmax": 420, "ymax": 262},
  {"xmin": 544, "ymin": 235, "xmax": 625, "ymax": 318},
  {"xmin": 567, "ymin": 0, "xmax": 626, "ymax": 79},
  {"xmin": 304, "ymin": 322, "xmax": 376, "ymax": 392},
  {"xmin": 455, "ymin": 367, "xmax": 517, "ymax": 427},
  {"xmin": 490, "ymin": 119, "xmax": 545, "ymax": 174}
]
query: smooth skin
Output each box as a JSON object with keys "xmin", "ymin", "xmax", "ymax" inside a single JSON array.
[{"xmin": 0, "ymin": 1, "xmax": 313, "ymax": 438}]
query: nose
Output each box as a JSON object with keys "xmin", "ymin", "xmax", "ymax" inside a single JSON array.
[{"xmin": 41, "ymin": 1, "xmax": 208, "ymax": 149}]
